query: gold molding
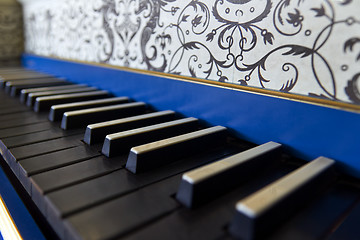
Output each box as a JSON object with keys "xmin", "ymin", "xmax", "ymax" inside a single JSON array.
[
  {"xmin": 29, "ymin": 54, "xmax": 360, "ymax": 113},
  {"xmin": 0, "ymin": 196, "xmax": 22, "ymax": 240}
]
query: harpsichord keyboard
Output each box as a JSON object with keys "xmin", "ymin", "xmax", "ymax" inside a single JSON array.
[{"xmin": 0, "ymin": 67, "xmax": 359, "ymax": 240}]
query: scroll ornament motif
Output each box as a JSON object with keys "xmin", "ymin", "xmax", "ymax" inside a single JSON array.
[{"xmin": 22, "ymin": 0, "xmax": 360, "ymax": 104}]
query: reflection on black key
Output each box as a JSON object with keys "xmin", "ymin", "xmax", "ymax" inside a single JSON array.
[
  {"xmin": 0, "ymin": 122, "xmax": 53, "ymax": 138},
  {"xmin": 126, "ymin": 126, "xmax": 228, "ymax": 173},
  {"xmin": 176, "ymin": 141, "xmax": 282, "ymax": 208},
  {"xmin": 102, "ymin": 117, "xmax": 199, "ymax": 157},
  {"xmin": 5, "ymin": 134, "xmax": 83, "ymax": 162},
  {"xmin": 20, "ymin": 84, "xmax": 87, "ymax": 103},
  {"xmin": 84, "ymin": 110, "xmax": 176, "ymax": 145},
  {"xmin": 26, "ymin": 86, "xmax": 97, "ymax": 107},
  {"xmin": 19, "ymin": 145, "xmax": 100, "ymax": 178},
  {"xmin": 49, "ymin": 97, "xmax": 129, "ymax": 122},
  {"xmin": 33, "ymin": 90, "xmax": 110, "ymax": 112},
  {"xmin": 31, "ymin": 155, "xmax": 123, "ymax": 194},
  {"xmin": 229, "ymin": 157, "xmax": 336, "ymax": 240},
  {"xmin": 60, "ymin": 102, "xmax": 147, "ymax": 130}
]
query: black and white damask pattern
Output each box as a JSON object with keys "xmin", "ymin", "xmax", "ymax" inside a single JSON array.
[{"xmin": 20, "ymin": 0, "xmax": 360, "ymax": 105}]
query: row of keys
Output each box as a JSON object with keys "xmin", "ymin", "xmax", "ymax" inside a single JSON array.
[{"xmin": 0, "ymin": 67, "xmax": 357, "ymax": 240}]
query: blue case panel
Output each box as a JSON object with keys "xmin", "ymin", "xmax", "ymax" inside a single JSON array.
[{"xmin": 22, "ymin": 54, "xmax": 360, "ymax": 178}]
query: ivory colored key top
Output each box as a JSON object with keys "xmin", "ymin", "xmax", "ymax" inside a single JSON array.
[
  {"xmin": 60, "ymin": 102, "xmax": 147, "ymax": 130},
  {"xmin": 33, "ymin": 90, "xmax": 110, "ymax": 112},
  {"xmin": 176, "ymin": 142, "xmax": 282, "ymax": 208},
  {"xmin": 229, "ymin": 156, "xmax": 336, "ymax": 240},
  {"xmin": 49, "ymin": 97, "xmax": 129, "ymax": 122},
  {"xmin": 126, "ymin": 126, "xmax": 228, "ymax": 173},
  {"xmin": 20, "ymin": 84, "xmax": 87, "ymax": 103},
  {"xmin": 84, "ymin": 110, "xmax": 176, "ymax": 145},
  {"xmin": 26, "ymin": 86, "xmax": 97, "ymax": 107},
  {"xmin": 102, "ymin": 117, "xmax": 199, "ymax": 157}
]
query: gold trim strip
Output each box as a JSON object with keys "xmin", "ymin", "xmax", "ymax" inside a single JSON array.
[
  {"xmin": 27, "ymin": 54, "xmax": 360, "ymax": 113},
  {"xmin": 0, "ymin": 196, "xmax": 23, "ymax": 240}
]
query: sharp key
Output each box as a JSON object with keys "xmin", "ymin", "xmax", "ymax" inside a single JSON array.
[
  {"xmin": 60, "ymin": 102, "xmax": 147, "ymax": 130},
  {"xmin": 176, "ymin": 141, "xmax": 282, "ymax": 208},
  {"xmin": 20, "ymin": 84, "xmax": 87, "ymax": 103},
  {"xmin": 5, "ymin": 78, "xmax": 69, "ymax": 96},
  {"xmin": 229, "ymin": 156, "xmax": 336, "ymax": 240},
  {"xmin": 84, "ymin": 110, "xmax": 176, "ymax": 145},
  {"xmin": 26, "ymin": 86, "xmax": 97, "ymax": 107},
  {"xmin": 102, "ymin": 117, "xmax": 199, "ymax": 157},
  {"xmin": 33, "ymin": 90, "xmax": 110, "ymax": 112},
  {"xmin": 49, "ymin": 97, "xmax": 129, "ymax": 122},
  {"xmin": 0, "ymin": 73, "xmax": 53, "ymax": 88},
  {"xmin": 126, "ymin": 126, "xmax": 228, "ymax": 174}
]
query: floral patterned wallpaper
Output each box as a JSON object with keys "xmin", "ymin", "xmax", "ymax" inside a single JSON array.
[{"xmin": 19, "ymin": 0, "xmax": 360, "ymax": 105}]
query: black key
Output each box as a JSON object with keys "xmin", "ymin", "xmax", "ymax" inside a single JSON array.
[
  {"xmin": 49, "ymin": 97, "xmax": 129, "ymax": 122},
  {"xmin": 329, "ymin": 199, "xmax": 360, "ymax": 240},
  {"xmin": 0, "ymin": 114, "xmax": 48, "ymax": 130},
  {"xmin": 18, "ymin": 146, "xmax": 100, "ymax": 193},
  {"xmin": 0, "ymin": 73, "xmax": 53, "ymax": 88},
  {"xmin": 18, "ymin": 145, "xmax": 101, "ymax": 180},
  {"xmin": 10, "ymin": 79, "xmax": 70, "ymax": 97},
  {"xmin": 266, "ymin": 182, "xmax": 360, "ymax": 240},
  {"xmin": 0, "ymin": 122, "xmax": 53, "ymax": 138},
  {"xmin": 18, "ymin": 145, "xmax": 101, "ymax": 177},
  {"xmin": 63, "ymin": 175, "xmax": 180, "ymax": 240},
  {"xmin": 102, "ymin": 117, "xmax": 199, "ymax": 157},
  {"xmin": 30, "ymin": 156, "xmax": 122, "ymax": 214},
  {"xmin": 3, "ymin": 134, "xmax": 83, "ymax": 168},
  {"xmin": 0, "ymin": 111, "xmax": 39, "ymax": 122},
  {"xmin": 26, "ymin": 86, "xmax": 97, "ymax": 107},
  {"xmin": 21, "ymin": 84, "xmax": 85, "ymax": 102},
  {"xmin": 5, "ymin": 78, "xmax": 69, "ymax": 96},
  {"xmin": 31, "ymin": 155, "xmax": 123, "ymax": 196},
  {"xmin": 60, "ymin": 102, "xmax": 147, "ymax": 130},
  {"xmin": 45, "ymin": 144, "xmax": 238, "ymax": 226},
  {"xmin": 176, "ymin": 141, "xmax": 282, "ymax": 208},
  {"xmin": 84, "ymin": 110, "xmax": 176, "ymax": 145},
  {"xmin": 0, "ymin": 67, "xmax": 31, "ymax": 73},
  {"xmin": 0, "ymin": 105, "xmax": 30, "ymax": 115},
  {"xmin": 1, "ymin": 128, "xmax": 82, "ymax": 148},
  {"xmin": 33, "ymin": 90, "xmax": 110, "ymax": 112},
  {"xmin": 20, "ymin": 84, "xmax": 87, "ymax": 103},
  {"xmin": 229, "ymin": 157, "xmax": 336, "ymax": 240},
  {"xmin": 0, "ymin": 72, "xmax": 49, "ymax": 79},
  {"xmin": 126, "ymin": 126, "xmax": 228, "ymax": 173},
  {"xmin": 123, "ymin": 157, "xmax": 301, "ymax": 240}
]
